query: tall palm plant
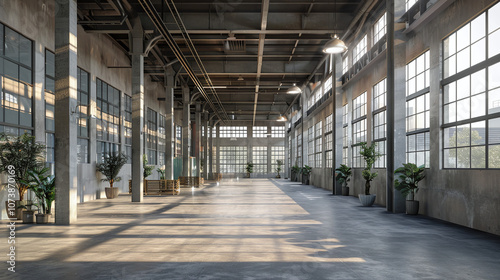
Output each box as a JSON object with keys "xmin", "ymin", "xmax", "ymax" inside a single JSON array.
[
  {"xmin": 0, "ymin": 133, "xmax": 46, "ymax": 201},
  {"xmin": 96, "ymin": 152, "xmax": 128, "ymax": 188}
]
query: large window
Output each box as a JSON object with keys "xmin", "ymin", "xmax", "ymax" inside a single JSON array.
[
  {"xmin": 96, "ymin": 79, "xmax": 120, "ymax": 162},
  {"xmin": 308, "ymin": 126, "xmax": 314, "ymax": 167},
  {"xmin": 296, "ymin": 133, "xmax": 302, "ymax": 167},
  {"xmin": 342, "ymin": 56, "xmax": 348, "ymax": 75},
  {"xmin": 175, "ymin": 125, "xmax": 182, "ymax": 157},
  {"xmin": 252, "ymin": 146, "xmax": 267, "ymax": 174},
  {"xmin": 442, "ymin": 2, "xmax": 500, "ymax": 169},
  {"xmin": 353, "ymin": 35, "xmax": 367, "ymax": 64},
  {"xmin": 0, "ymin": 24, "xmax": 33, "ymax": 135},
  {"xmin": 373, "ymin": 79, "xmax": 387, "ymax": 168},
  {"xmin": 147, "ymin": 108, "xmax": 158, "ymax": 165},
  {"xmin": 406, "ymin": 51, "xmax": 430, "ymax": 167},
  {"xmin": 253, "ymin": 126, "xmax": 267, "ymax": 138},
  {"xmin": 77, "ymin": 68, "xmax": 90, "ymax": 163},
  {"xmin": 44, "ymin": 49, "xmax": 55, "ymax": 173},
  {"xmin": 124, "ymin": 95, "xmax": 132, "ymax": 163},
  {"xmin": 220, "ymin": 146, "xmax": 247, "ymax": 173},
  {"xmin": 373, "ymin": 13, "xmax": 386, "ymax": 45},
  {"xmin": 342, "ymin": 104, "xmax": 349, "ymax": 165},
  {"xmin": 271, "ymin": 126, "xmax": 285, "ymax": 138},
  {"xmin": 325, "ymin": 114, "xmax": 333, "ymax": 168},
  {"xmin": 158, "ymin": 114, "xmax": 166, "ymax": 166},
  {"xmin": 220, "ymin": 126, "xmax": 247, "ymax": 138},
  {"xmin": 352, "ymin": 93, "xmax": 367, "ymax": 168},
  {"xmin": 406, "ymin": 0, "xmax": 417, "ymax": 11},
  {"xmin": 315, "ymin": 121, "xmax": 323, "ymax": 168}
]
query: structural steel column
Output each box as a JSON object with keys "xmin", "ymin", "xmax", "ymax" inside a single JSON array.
[
  {"xmin": 195, "ymin": 103, "xmax": 202, "ymax": 177},
  {"xmin": 182, "ymin": 84, "xmax": 191, "ymax": 176},
  {"xmin": 203, "ymin": 112, "xmax": 209, "ymax": 180},
  {"xmin": 131, "ymin": 20, "xmax": 144, "ymax": 202},
  {"xmin": 54, "ymin": 0, "xmax": 78, "ymax": 224},
  {"xmin": 332, "ymin": 55, "xmax": 338, "ymax": 195},
  {"xmin": 164, "ymin": 66, "xmax": 175, "ymax": 180}
]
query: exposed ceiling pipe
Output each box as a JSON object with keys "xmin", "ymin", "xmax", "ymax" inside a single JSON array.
[
  {"xmin": 351, "ymin": 0, "xmax": 379, "ymax": 40},
  {"xmin": 340, "ymin": 0, "xmax": 376, "ymax": 41},
  {"xmin": 253, "ymin": 0, "xmax": 270, "ymax": 126}
]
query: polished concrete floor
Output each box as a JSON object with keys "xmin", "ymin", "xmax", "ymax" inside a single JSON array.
[{"xmin": 2, "ymin": 179, "xmax": 500, "ymax": 279}]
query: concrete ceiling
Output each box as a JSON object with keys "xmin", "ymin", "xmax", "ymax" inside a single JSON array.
[{"xmin": 76, "ymin": 0, "xmax": 372, "ymax": 122}]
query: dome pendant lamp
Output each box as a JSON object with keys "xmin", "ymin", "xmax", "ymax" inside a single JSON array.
[{"xmin": 322, "ymin": 0, "xmax": 347, "ymax": 54}]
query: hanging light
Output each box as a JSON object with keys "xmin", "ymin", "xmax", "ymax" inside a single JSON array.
[
  {"xmin": 322, "ymin": 0, "xmax": 347, "ymax": 54},
  {"xmin": 237, "ymin": 75, "xmax": 244, "ymax": 81},
  {"xmin": 277, "ymin": 115, "xmax": 287, "ymax": 122},
  {"xmin": 323, "ymin": 34, "xmax": 348, "ymax": 54},
  {"xmin": 287, "ymin": 83, "xmax": 302, "ymax": 94}
]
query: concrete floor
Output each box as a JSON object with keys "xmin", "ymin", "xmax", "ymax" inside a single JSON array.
[{"xmin": 1, "ymin": 179, "xmax": 500, "ymax": 280}]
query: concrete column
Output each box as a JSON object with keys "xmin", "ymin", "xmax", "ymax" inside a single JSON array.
[
  {"xmin": 54, "ymin": 0, "xmax": 78, "ymax": 224},
  {"xmin": 203, "ymin": 112, "xmax": 209, "ymax": 179},
  {"xmin": 195, "ymin": 103, "xmax": 202, "ymax": 177},
  {"xmin": 131, "ymin": 20, "xmax": 144, "ymax": 202},
  {"xmin": 208, "ymin": 123, "xmax": 214, "ymax": 179},
  {"xmin": 164, "ymin": 67, "xmax": 175, "ymax": 180},
  {"xmin": 182, "ymin": 84, "xmax": 191, "ymax": 176},
  {"xmin": 216, "ymin": 124, "xmax": 220, "ymax": 174}
]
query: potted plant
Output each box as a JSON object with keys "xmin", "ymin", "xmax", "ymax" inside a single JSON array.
[
  {"xmin": 18, "ymin": 202, "xmax": 37, "ymax": 224},
  {"xmin": 96, "ymin": 152, "xmax": 128, "ymax": 199},
  {"xmin": 21, "ymin": 167, "xmax": 55, "ymax": 224},
  {"xmin": 335, "ymin": 164, "xmax": 352, "ymax": 196},
  {"xmin": 143, "ymin": 154, "xmax": 154, "ymax": 179},
  {"xmin": 0, "ymin": 133, "xmax": 45, "ymax": 219},
  {"xmin": 156, "ymin": 168, "xmax": 166, "ymax": 180},
  {"xmin": 301, "ymin": 165, "xmax": 312, "ymax": 185},
  {"xmin": 275, "ymin": 160, "xmax": 283, "ymax": 178},
  {"xmin": 359, "ymin": 142, "xmax": 380, "ymax": 206},
  {"xmin": 394, "ymin": 163, "xmax": 426, "ymax": 215},
  {"xmin": 245, "ymin": 162, "xmax": 253, "ymax": 178},
  {"xmin": 291, "ymin": 165, "xmax": 300, "ymax": 182}
]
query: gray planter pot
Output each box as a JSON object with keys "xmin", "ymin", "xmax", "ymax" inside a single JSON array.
[
  {"xmin": 22, "ymin": 210, "xmax": 36, "ymax": 224},
  {"xmin": 359, "ymin": 194, "xmax": 376, "ymax": 206},
  {"xmin": 105, "ymin": 187, "xmax": 120, "ymax": 199},
  {"xmin": 36, "ymin": 213, "xmax": 51, "ymax": 224},
  {"xmin": 406, "ymin": 200, "xmax": 419, "ymax": 215},
  {"xmin": 342, "ymin": 186, "xmax": 349, "ymax": 196}
]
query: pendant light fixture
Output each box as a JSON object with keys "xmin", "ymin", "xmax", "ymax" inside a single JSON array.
[
  {"xmin": 277, "ymin": 115, "xmax": 287, "ymax": 122},
  {"xmin": 322, "ymin": 0, "xmax": 347, "ymax": 54},
  {"xmin": 287, "ymin": 83, "xmax": 302, "ymax": 94}
]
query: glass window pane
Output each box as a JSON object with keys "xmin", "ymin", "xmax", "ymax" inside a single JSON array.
[
  {"xmin": 5, "ymin": 28, "xmax": 20, "ymax": 62},
  {"xmin": 488, "ymin": 29, "xmax": 500, "ymax": 58},
  {"xmin": 488, "ymin": 89, "xmax": 500, "ymax": 114},
  {"xmin": 489, "ymin": 118, "xmax": 500, "ymax": 144},
  {"xmin": 471, "ymin": 121, "xmax": 486, "ymax": 145},
  {"xmin": 489, "ymin": 145, "xmax": 500, "ymax": 168},
  {"xmin": 471, "ymin": 13, "xmax": 486, "ymax": 43},
  {"xmin": 488, "ymin": 62, "xmax": 500, "ymax": 90},
  {"xmin": 456, "ymin": 24, "xmax": 470, "ymax": 51},
  {"xmin": 457, "ymin": 76, "xmax": 470, "ymax": 100},
  {"xmin": 456, "ymin": 48, "xmax": 470, "ymax": 73},
  {"xmin": 444, "ymin": 149, "xmax": 456, "ymax": 168},
  {"xmin": 488, "ymin": 2, "xmax": 500, "ymax": 33},
  {"xmin": 456, "ymin": 124, "xmax": 470, "ymax": 147},
  {"xmin": 19, "ymin": 35, "xmax": 31, "ymax": 67},
  {"xmin": 456, "ymin": 98, "xmax": 470, "ymax": 121},
  {"xmin": 471, "ymin": 70, "xmax": 486, "ymax": 95},
  {"xmin": 457, "ymin": 147, "xmax": 470, "ymax": 168},
  {"xmin": 470, "ymin": 39, "xmax": 485, "ymax": 66}
]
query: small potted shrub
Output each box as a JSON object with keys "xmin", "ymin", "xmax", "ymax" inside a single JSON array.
[
  {"xmin": 291, "ymin": 165, "xmax": 300, "ymax": 182},
  {"xmin": 21, "ymin": 167, "xmax": 55, "ymax": 224},
  {"xmin": 156, "ymin": 168, "xmax": 166, "ymax": 180},
  {"xmin": 359, "ymin": 142, "xmax": 380, "ymax": 206},
  {"xmin": 301, "ymin": 165, "xmax": 312, "ymax": 185},
  {"xmin": 335, "ymin": 164, "xmax": 352, "ymax": 196},
  {"xmin": 395, "ymin": 163, "xmax": 425, "ymax": 215},
  {"xmin": 143, "ymin": 154, "xmax": 154, "ymax": 179},
  {"xmin": 18, "ymin": 202, "xmax": 37, "ymax": 224},
  {"xmin": 245, "ymin": 162, "xmax": 254, "ymax": 178},
  {"xmin": 275, "ymin": 160, "xmax": 283, "ymax": 178},
  {"xmin": 96, "ymin": 152, "xmax": 128, "ymax": 199}
]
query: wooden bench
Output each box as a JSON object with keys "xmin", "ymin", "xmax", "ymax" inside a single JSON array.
[
  {"xmin": 179, "ymin": 176, "xmax": 204, "ymax": 187},
  {"xmin": 129, "ymin": 179, "xmax": 180, "ymax": 195}
]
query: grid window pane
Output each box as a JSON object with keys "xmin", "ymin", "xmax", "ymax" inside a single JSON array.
[
  {"xmin": 373, "ymin": 13, "xmax": 386, "ymax": 45},
  {"xmin": 272, "ymin": 126, "xmax": 285, "ymax": 138},
  {"xmin": 253, "ymin": 126, "xmax": 267, "ymax": 138},
  {"xmin": 407, "ymin": 51, "xmax": 430, "ymax": 96},
  {"xmin": 220, "ymin": 146, "xmax": 248, "ymax": 173},
  {"xmin": 220, "ymin": 126, "xmax": 247, "ymax": 138},
  {"xmin": 252, "ymin": 146, "xmax": 267, "ymax": 174}
]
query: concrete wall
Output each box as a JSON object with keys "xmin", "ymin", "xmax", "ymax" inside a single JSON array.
[
  {"xmin": 287, "ymin": 0, "xmax": 500, "ymax": 236},
  {"xmin": 0, "ymin": 0, "xmax": 169, "ymax": 218}
]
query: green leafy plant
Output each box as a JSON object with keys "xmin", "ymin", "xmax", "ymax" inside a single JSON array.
[
  {"xmin": 143, "ymin": 154, "xmax": 154, "ymax": 179},
  {"xmin": 156, "ymin": 168, "xmax": 166, "ymax": 180},
  {"xmin": 335, "ymin": 164, "xmax": 352, "ymax": 187},
  {"xmin": 245, "ymin": 162, "xmax": 254, "ymax": 174},
  {"xmin": 0, "ymin": 133, "xmax": 46, "ymax": 201},
  {"xmin": 301, "ymin": 165, "xmax": 312, "ymax": 176},
  {"xmin": 275, "ymin": 160, "xmax": 283, "ymax": 177},
  {"xmin": 96, "ymin": 152, "xmax": 128, "ymax": 188},
  {"xmin": 394, "ymin": 163, "xmax": 426, "ymax": 200},
  {"xmin": 20, "ymin": 167, "xmax": 55, "ymax": 215},
  {"xmin": 359, "ymin": 142, "xmax": 381, "ymax": 195}
]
